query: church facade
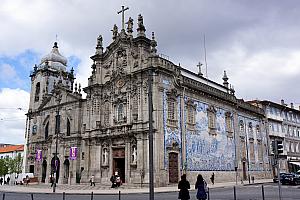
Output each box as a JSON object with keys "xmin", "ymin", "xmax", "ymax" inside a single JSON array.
[{"xmin": 24, "ymin": 14, "xmax": 272, "ymax": 186}]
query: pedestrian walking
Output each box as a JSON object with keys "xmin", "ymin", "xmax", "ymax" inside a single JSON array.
[
  {"xmin": 7, "ymin": 177, "xmax": 10, "ymax": 185},
  {"xmin": 210, "ymin": 172, "xmax": 215, "ymax": 185},
  {"xmin": 195, "ymin": 174, "xmax": 208, "ymax": 200},
  {"xmin": 90, "ymin": 175, "xmax": 95, "ymax": 186},
  {"xmin": 178, "ymin": 174, "xmax": 190, "ymax": 200},
  {"xmin": 25, "ymin": 175, "xmax": 30, "ymax": 186},
  {"xmin": 0, "ymin": 177, "xmax": 3, "ymax": 185}
]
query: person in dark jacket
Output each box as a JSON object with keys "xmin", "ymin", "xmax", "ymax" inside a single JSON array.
[
  {"xmin": 178, "ymin": 174, "xmax": 190, "ymax": 200},
  {"xmin": 195, "ymin": 174, "xmax": 207, "ymax": 200}
]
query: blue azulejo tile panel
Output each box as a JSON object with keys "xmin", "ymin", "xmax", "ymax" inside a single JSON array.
[
  {"xmin": 163, "ymin": 89, "xmax": 182, "ymax": 168},
  {"xmin": 185, "ymin": 98, "xmax": 235, "ymax": 171}
]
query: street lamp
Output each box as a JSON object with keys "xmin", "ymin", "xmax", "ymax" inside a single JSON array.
[{"xmin": 53, "ymin": 91, "xmax": 62, "ymax": 193}]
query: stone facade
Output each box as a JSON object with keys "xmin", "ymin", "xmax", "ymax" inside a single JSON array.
[{"xmin": 24, "ymin": 14, "xmax": 272, "ymax": 186}]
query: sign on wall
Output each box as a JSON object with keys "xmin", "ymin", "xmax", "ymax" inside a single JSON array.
[
  {"xmin": 36, "ymin": 149, "xmax": 42, "ymax": 162},
  {"xmin": 70, "ymin": 147, "xmax": 77, "ymax": 160}
]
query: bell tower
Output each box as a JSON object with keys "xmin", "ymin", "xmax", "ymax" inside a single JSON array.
[{"xmin": 29, "ymin": 42, "xmax": 75, "ymax": 111}]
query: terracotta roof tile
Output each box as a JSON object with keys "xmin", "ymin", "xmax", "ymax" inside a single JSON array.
[{"xmin": 0, "ymin": 145, "xmax": 24, "ymax": 154}]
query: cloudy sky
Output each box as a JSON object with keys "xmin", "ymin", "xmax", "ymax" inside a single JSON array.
[{"xmin": 0, "ymin": 0, "xmax": 300, "ymax": 144}]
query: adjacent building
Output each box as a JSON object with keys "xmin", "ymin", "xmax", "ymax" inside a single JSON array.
[
  {"xmin": 0, "ymin": 145, "xmax": 24, "ymax": 159},
  {"xmin": 249, "ymin": 100, "xmax": 300, "ymax": 175},
  {"xmin": 24, "ymin": 14, "xmax": 272, "ymax": 186}
]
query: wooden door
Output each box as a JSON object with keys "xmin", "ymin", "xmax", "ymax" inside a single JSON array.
[{"xmin": 169, "ymin": 152, "xmax": 179, "ymax": 183}]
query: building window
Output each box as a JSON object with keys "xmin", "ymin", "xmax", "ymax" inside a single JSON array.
[
  {"xmin": 207, "ymin": 105, "xmax": 217, "ymax": 136},
  {"xmin": 35, "ymin": 82, "xmax": 40, "ymax": 102},
  {"xmin": 225, "ymin": 112, "xmax": 233, "ymax": 138},
  {"xmin": 117, "ymin": 103, "xmax": 124, "ymax": 121},
  {"xmin": 167, "ymin": 98, "xmax": 175, "ymax": 120},
  {"xmin": 32, "ymin": 125, "xmax": 37, "ymax": 135},
  {"xmin": 45, "ymin": 122, "xmax": 49, "ymax": 139},
  {"xmin": 249, "ymin": 141, "xmax": 255, "ymax": 162},
  {"xmin": 256, "ymin": 125, "xmax": 261, "ymax": 140},
  {"xmin": 248, "ymin": 122, "xmax": 254, "ymax": 139},
  {"xmin": 187, "ymin": 103, "xmax": 195, "ymax": 124},
  {"xmin": 67, "ymin": 118, "xmax": 71, "ymax": 136},
  {"xmin": 239, "ymin": 120, "xmax": 244, "ymax": 136},
  {"xmin": 104, "ymin": 102, "xmax": 110, "ymax": 126}
]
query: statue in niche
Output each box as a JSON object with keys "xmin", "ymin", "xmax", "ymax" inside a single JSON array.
[
  {"xmin": 102, "ymin": 148, "xmax": 108, "ymax": 166},
  {"xmin": 132, "ymin": 145, "xmax": 137, "ymax": 163}
]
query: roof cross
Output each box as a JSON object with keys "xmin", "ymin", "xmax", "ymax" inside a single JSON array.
[{"xmin": 117, "ymin": 6, "xmax": 129, "ymax": 30}]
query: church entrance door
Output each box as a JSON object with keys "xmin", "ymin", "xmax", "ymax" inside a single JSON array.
[
  {"xmin": 42, "ymin": 160, "xmax": 47, "ymax": 183},
  {"xmin": 242, "ymin": 161, "xmax": 247, "ymax": 180},
  {"xmin": 113, "ymin": 148, "xmax": 125, "ymax": 183},
  {"xmin": 169, "ymin": 152, "xmax": 179, "ymax": 183},
  {"xmin": 51, "ymin": 157, "xmax": 60, "ymax": 183},
  {"xmin": 63, "ymin": 159, "xmax": 70, "ymax": 184}
]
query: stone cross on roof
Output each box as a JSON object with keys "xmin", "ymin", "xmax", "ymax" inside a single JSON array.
[{"xmin": 117, "ymin": 6, "xmax": 129, "ymax": 30}]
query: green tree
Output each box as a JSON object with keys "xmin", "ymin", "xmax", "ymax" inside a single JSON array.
[{"xmin": 0, "ymin": 158, "xmax": 8, "ymax": 178}]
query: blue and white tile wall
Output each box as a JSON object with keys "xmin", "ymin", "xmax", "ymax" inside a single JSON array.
[
  {"xmin": 238, "ymin": 115, "xmax": 267, "ymax": 171},
  {"xmin": 185, "ymin": 97, "xmax": 235, "ymax": 171},
  {"xmin": 162, "ymin": 88, "xmax": 182, "ymax": 168}
]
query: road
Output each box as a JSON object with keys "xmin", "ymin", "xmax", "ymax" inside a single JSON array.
[{"xmin": 1, "ymin": 183, "xmax": 300, "ymax": 200}]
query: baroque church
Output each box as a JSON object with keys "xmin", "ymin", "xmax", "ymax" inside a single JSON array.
[{"xmin": 24, "ymin": 12, "xmax": 272, "ymax": 186}]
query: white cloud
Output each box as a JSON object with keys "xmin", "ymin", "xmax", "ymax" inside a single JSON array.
[
  {"xmin": 0, "ymin": 88, "xmax": 29, "ymax": 144},
  {"xmin": 1, "ymin": 0, "xmax": 300, "ymax": 143}
]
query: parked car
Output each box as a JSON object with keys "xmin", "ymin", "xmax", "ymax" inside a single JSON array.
[
  {"xmin": 281, "ymin": 173, "xmax": 300, "ymax": 185},
  {"xmin": 273, "ymin": 173, "xmax": 287, "ymax": 183}
]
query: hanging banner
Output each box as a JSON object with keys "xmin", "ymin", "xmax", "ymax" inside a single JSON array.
[
  {"xmin": 70, "ymin": 147, "xmax": 77, "ymax": 160},
  {"xmin": 36, "ymin": 149, "xmax": 42, "ymax": 162}
]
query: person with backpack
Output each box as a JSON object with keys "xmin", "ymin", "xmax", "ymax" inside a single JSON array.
[
  {"xmin": 178, "ymin": 174, "xmax": 190, "ymax": 200},
  {"xmin": 195, "ymin": 174, "xmax": 208, "ymax": 200}
]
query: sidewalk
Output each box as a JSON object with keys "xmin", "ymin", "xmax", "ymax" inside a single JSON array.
[{"xmin": 0, "ymin": 179, "xmax": 273, "ymax": 194}]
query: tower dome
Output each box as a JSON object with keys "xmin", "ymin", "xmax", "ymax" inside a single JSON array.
[{"xmin": 40, "ymin": 42, "xmax": 67, "ymax": 71}]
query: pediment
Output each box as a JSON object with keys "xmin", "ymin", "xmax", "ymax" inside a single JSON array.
[{"xmin": 38, "ymin": 86, "xmax": 81, "ymax": 110}]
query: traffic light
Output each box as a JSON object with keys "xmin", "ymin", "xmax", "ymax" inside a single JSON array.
[
  {"xmin": 271, "ymin": 140, "xmax": 276, "ymax": 155},
  {"xmin": 276, "ymin": 140, "xmax": 284, "ymax": 154}
]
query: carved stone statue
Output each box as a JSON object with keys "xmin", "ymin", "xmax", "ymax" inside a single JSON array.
[
  {"xmin": 126, "ymin": 17, "xmax": 134, "ymax": 34},
  {"xmin": 137, "ymin": 14, "xmax": 146, "ymax": 37},
  {"xmin": 103, "ymin": 148, "xmax": 108, "ymax": 165},
  {"xmin": 97, "ymin": 35, "xmax": 103, "ymax": 47},
  {"xmin": 111, "ymin": 24, "xmax": 118, "ymax": 40},
  {"xmin": 132, "ymin": 146, "xmax": 137, "ymax": 163}
]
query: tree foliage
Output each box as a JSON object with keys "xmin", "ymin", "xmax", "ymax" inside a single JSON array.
[{"xmin": 0, "ymin": 154, "xmax": 23, "ymax": 177}]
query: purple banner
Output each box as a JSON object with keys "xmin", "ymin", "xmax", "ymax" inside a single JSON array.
[
  {"xmin": 70, "ymin": 147, "xmax": 77, "ymax": 160},
  {"xmin": 36, "ymin": 149, "xmax": 42, "ymax": 162}
]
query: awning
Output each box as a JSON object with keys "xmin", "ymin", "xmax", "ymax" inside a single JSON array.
[{"xmin": 289, "ymin": 162, "xmax": 300, "ymax": 166}]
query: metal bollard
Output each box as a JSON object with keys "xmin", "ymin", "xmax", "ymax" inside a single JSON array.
[
  {"xmin": 91, "ymin": 191, "xmax": 93, "ymax": 200},
  {"xmin": 119, "ymin": 190, "xmax": 121, "ymax": 200},
  {"xmin": 233, "ymin": 186, "xmax": 237, "ymax": 200},
  {"xmin": 207, "ymin": 187, "xmax": 210, "ymax": 200},
  {"xmin": 2, "ymin": 193, "xmax": 5, "ymax": 200},
  {"xmin": 262, "ymin": 185, "xmax": 265, "ymax": 200},
  {"xmin": 63, "ymin": 192, "xmax": 65, "ymax": 200},
  {"xmin": 31, "ymin": 193, "xmax": 34, "ymax": 200}
]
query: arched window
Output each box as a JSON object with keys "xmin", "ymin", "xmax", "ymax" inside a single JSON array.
[
  {"xmin": 117, "ymin": 103, "xmax": 124, "ymax": 121},
  {"xmin": 45, "ymin": 122, "xmax": 49, "ymax": 139},
  {"xmin": 239, "ymin": 120, "xmax": 244, "ymax": 136},
  {"xmin": 207, "ymin": 105, "xmax": 217, "ymax": 136},
  {"xmin": 67, "ymin": 118, "xmax": 71, "ymax": 136},
  {"xmin": 35, "ymin": 82, "xmax": 40, "ymax": 102}
]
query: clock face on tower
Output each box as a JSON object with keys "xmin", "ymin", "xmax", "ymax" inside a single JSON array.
[{"xmin": 116, "ymin": 79, "xmax": 125, "ymax": 88}]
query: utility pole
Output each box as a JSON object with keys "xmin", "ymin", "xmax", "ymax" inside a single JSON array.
[
  {"xmin": 53, "ymin": 92, "xmax": 62, "ymax": 193},
  {"xmin": 148, "ymin": 69, "xmax": 154, "ymax": 200}
]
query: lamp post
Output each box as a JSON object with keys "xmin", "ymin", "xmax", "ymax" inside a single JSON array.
[
  {"xmin": 53, "ymin": 92, "xmax": 62, "ymax": 193},
  {"xmin": 148, "ymin": 68, "xmax": 154, "ymax": 200}
]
